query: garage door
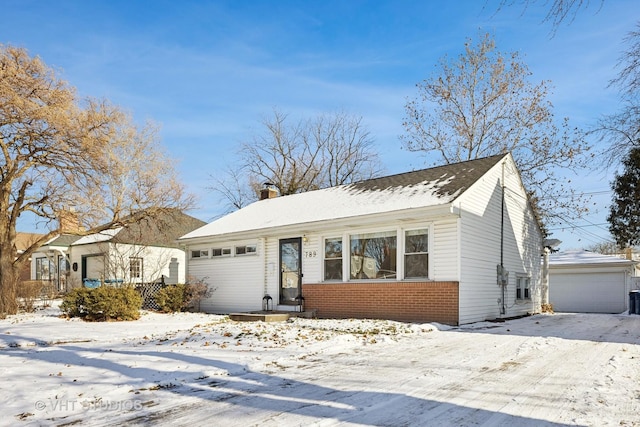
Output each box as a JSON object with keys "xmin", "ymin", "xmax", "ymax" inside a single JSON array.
[{"xmin": 549, "ymin": 272, "xmax": 626, "ymax": 313}]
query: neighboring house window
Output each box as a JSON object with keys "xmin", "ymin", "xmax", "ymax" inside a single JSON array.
[
  {"xmin": 129, "ymin": 257, "xmax": 143, "ymax": 279},
  {"xmin": 405, "ymin": 229, "xmax": 429, "ymax": 278},
  {"xmin": 324, "ymin": 237, "xmax": 343, "ymax": 280},
  {"xmin": 350, "ymin": 231, "xmax": 397, "ymax": 279},
  {"xmin": 517, "ymin": 276, "xmax": 530, "ymax": 300},
  {"xmin": 35, "ymin": 257, "xmax": 54, "ymax": 281},
  {"xmin": 212, "ymin": 248, "xmax": 231, "ymax": 257},
  {"xmin": 191, "ymin": 249, "xmax": 208, "ymax": 259},
  {"xmin": 236, "ymin": 244, "xmax": 257, "ymax": 256}
]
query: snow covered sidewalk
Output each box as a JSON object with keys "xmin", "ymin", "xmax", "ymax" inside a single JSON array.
[{"xmin": 1, "ymin": 305, "xmax": 639, "ymax": 426}]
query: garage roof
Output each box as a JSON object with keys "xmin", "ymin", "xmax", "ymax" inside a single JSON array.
[{"xmin": 550, "ymin": 250, "xmax": 636, "ymax": 267}]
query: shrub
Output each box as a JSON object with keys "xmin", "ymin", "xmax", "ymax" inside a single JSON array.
[
  {"xmin": 60, "ymin": 287, "xmax": 90, "ymax": 318},
  {"xmin": 155, "ymin": 284, "xmax": 188, "ymax": 313},
  {"xmin": 60, "ymin": 286, "xmax": 142, "ymax": 321},
  {"xmin": 155, "ymin": 280, "xmax": 214, "ymax": 313}
]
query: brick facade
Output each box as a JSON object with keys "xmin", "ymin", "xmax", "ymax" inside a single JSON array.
[{"xmin": 302, "ymin": 281, "xmax": 459, "ymax": 325}]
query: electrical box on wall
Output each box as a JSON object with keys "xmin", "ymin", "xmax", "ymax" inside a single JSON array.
[{"xmin": 497, "ymin": 264, "xmax": 509, "ymax": 286}]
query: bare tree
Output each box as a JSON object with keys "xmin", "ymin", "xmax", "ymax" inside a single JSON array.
[
  {"xmin": 0, "ymin": 45, "xmax": 193, "ymax": 316},
  {"xmin": 493, "ymin": 0, "xmax": 604, "ymax": 34},
  {"xmin": 595, "ymin": 23, "xmax": 640, "ymax": 166},
  {"xmin": 210, "ymin": 165, "xmax": 257, "ymax": 212},
  {"xmin": 586, "ymin": 240, "xmax": 622, "ymax": 255},
  {"xmin": 401, "ymin": 32, "xmax": 591, "ymax": 230},
  {"xmin": 213, "ymin": 109, "xmax": 383, "ymax": 210}
]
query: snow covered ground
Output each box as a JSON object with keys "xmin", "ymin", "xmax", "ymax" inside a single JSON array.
[{"xmin": 1, "ymin": 303, "xmax": 639, "ymax": 426}]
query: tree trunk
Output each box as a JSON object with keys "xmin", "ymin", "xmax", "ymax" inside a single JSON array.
[{"xmin": 0, "ymin": 241, "xmax": 19, "ymax": 317}]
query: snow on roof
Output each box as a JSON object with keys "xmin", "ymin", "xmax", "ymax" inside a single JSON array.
[
  {"xmin": 181, "ymin": 155, "xmax": 506, "ymax": 241},
  {"xmin": 71, "ymin": 228, "xmax": 123, "ymax": 246},
  {"xmin": 549, "ymin": 250, "xmax": 637, "ymax": 266}
]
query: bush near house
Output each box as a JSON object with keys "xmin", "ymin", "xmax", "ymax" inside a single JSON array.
[
  {"xmin": 155, "ymin": 281, "xmax": 212, "ymax": 313},
  {"xmin": 60, "ymin": 286, "xmax": 142, "ymax": 321}
]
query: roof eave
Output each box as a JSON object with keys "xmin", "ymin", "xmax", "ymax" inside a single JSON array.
[{"xmin": 178, "ymin": 203, "xmax": 456, "ymax": 245}]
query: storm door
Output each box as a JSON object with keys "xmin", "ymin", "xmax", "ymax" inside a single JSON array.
[{"xmin": 279, "ymin": 238, "xmax": 302, "ymax": 305}]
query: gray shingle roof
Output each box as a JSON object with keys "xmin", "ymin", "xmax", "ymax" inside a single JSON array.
[
  {"xmin": 348, "ymin": 154, "xmax": 505, "ymax": 197},
  {"xmin": 110, "ymin": 209, "xmax": 206, "ymax": 247}
]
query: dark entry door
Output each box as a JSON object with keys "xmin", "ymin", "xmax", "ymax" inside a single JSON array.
[{"xmin": 279, "ymin": 238, "xmax": 302, "ymax": 305}]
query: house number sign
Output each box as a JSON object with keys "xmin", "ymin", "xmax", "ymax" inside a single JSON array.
[{"xmin": 304, "ymin": 250, "xmax": 318, "ymax": 258}]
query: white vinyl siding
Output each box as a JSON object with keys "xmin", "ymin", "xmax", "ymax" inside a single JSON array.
[
  {"xmin": 457, "ymin": 158, "xmax": 542, "ymax": 324},
  {"xmin": 194, "ymin": 240, "xmax": 264, "ymax": 314},
  {"xmin": 431, "ymin": 218, "xmax": 459, "ymax": 281},
  {"xmin": 302, "ymin": 235, "xmax": 322, "ymax": 284}
]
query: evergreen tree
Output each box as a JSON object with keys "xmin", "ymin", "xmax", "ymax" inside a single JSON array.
[{"xmin": 608, "ymin": 147, "xmax": 640, "ymax": 246}]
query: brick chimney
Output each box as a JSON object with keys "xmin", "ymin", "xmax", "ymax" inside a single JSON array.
[
  {"xmin": 57, "ymin": 208, "xmax": 84, "ymax": 234},
  {"xmin": 260, "ymin": 183, "xmax": 278, "ymax": 200}
]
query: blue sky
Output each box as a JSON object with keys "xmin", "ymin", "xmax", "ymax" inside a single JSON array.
[{"xmin": 3, "ymin": 0, "xmax": 638, "ymax": 249}]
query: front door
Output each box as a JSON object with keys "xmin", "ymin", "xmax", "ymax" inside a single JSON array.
[{"xmin": 279, "ymin": 238, "xmax": 302, "ymax": 305}]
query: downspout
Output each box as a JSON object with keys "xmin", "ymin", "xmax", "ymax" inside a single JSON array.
[{"xmin": 500, "ymin": 161, "xmax": 506, "ymax": 315}]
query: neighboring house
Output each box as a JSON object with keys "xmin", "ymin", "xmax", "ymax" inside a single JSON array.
[
  {"xmin": 549, "ymin": 250, "xmax": 638, "ymax": 314},
  {"xmin": 179, "ymin": 153, "xmax": 544, "ymax": 325},
  {"xmin": 32, "ymin": 210, "xmax": 206, "ymax": 292},
  {"xmin": 15, "ymin": 232, "xmax": 44, "ymax": 283}
]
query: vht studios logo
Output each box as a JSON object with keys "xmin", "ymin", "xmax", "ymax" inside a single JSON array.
[{"xmin": 35, "ymin": 399, "xmax": 143, "ymax": 412}]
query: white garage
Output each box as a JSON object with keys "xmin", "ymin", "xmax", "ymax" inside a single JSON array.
[{"xmin": 549, "ymin": 251, "xmax": 637, "ymax": 314}]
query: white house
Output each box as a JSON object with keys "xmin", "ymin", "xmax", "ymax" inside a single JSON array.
[
  {"xmin": 549, "ymin": 250, "xmax": 638, "ymax": 313},
  {"xmin": 31, "ymin": 210, "xmax": 205, "ymax": 291},
  {"xmin": 179, "ymin": 154, "xmax": 544, "ymax": 325}
]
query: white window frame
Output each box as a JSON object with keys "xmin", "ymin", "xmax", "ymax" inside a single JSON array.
[
  {"xmin": 235, "ymin": 244, "xmax": 257, "ymax": 256},
  {"xmin": 348, "ymin": 229, "xmax": 398, "ymax": 280},
  {"xmin": 403, "ymin": 228, "xmax": 430, "ymax": 279},
  {"xmin": 35, "ymin": 257, "xmax": 54, "ymax": 281},
  {"xmin": 190, "ymin": 249, "xmax": 209, "ymax": 259},
  {"xmin": 320, "ymin": 224, "xmax": 433, "ymax": 283},
  {"xmin": 129, "ymin": 257, "xmax": 143, "ymax": 279},
  {"xmin": 323, "ymin": 236, "xmax": 343, "ymax": 281},
  {"xmin": 212, "ymin": 247, "xmax": 231, "ymax": 257},
  {"xmin": 516, "ymin": 275, "xmax": 531, "ymax": 300}
]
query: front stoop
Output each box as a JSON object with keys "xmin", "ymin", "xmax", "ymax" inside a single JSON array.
[{"xmin": 229, "ymin": 309, "xmax": 318, "ymax": 322}]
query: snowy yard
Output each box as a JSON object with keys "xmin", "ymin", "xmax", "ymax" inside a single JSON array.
[{"xmin": 1, "ymin": 304, "xmax": 639, "ymax": 427}]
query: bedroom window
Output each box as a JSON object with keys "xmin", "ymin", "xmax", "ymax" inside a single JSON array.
[
  {"xmin": 191, "ymin": 249, "xmax": 208, "ymax": 259},
  {"xmin": 404, "ymin": 229, "xmax": 429, "ymax": 278},
  {"xmin": 324, "ymin": 237, "xmax": 343, "ymax": 280},
  {"xmin": 517, "ymin": 276, "xmax": 530, "ymax": 300},
  {"xmin": 350, "ymin": 231, "xmax": 397, "ymax": 279}
]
